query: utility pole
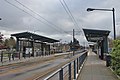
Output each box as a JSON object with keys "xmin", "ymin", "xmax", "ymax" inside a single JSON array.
[{"xmin": 73, "ymin": 29, "xmax": 75, "ymax": 56}]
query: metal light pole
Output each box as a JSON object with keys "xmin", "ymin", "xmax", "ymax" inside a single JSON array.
[
  {"xmin": 87, "ymin": 8, "xmax": 116, "ymax": 40},
  {"xmin": 73, "ymin": 29, "xmax": 75, "ymax": 56},
  {"xmin": 112, "ymin": 8, "xmax": 116, "ymax": 40}
]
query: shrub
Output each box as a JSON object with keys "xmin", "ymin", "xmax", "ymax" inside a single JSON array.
[{"xmin": 111, "ymin": 40, "xmax": 120, "ymax": 76}]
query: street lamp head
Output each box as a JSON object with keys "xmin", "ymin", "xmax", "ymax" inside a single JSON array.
[
  {"xmin": 86, "ymin": 7, "xmax": 116, "ymax": 39},
  {"xmin": 87, "ymin": 8, "xmax": 95, "ymax": 12},
  {"xmin": 0, "ymin": 18, "xmax": 2, "ymax": 20}
]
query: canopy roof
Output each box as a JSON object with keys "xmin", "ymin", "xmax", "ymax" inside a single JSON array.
[
  {"xmin": 11, "ymin": 32, "xmax": 59, "ymax": 43},
  {"xmin": 83, "ymin": 29, "xmax": 110, "ymax": 42}
]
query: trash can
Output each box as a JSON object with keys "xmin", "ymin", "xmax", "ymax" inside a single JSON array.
[{"xmin": 106, "ymin": 54, "xmax": 111, "ymax": 67}]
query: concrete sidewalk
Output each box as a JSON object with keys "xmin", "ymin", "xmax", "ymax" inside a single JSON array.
[{"xmin": 77, "ymin": 50, "xmax": 119, "ymax": 80}]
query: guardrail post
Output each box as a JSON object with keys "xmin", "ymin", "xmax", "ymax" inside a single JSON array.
[
  {"xmin": 1, "ymin": 51, "xmax": 3, "ymax": 63},
  {"xmin": 8, "ymin": 53, "xmax": 11, "ymax": 62},
  {"xmin": 79, "ymin": 56, "xmax": 81, "ymax": 69},
  {"xmin": 68, "ymin": 63, "xmax": 71, "ymax": 80},
  {"xmin": 12, "ymin": 52, "xmax": 15, "ymax": 60},
  {"xmin": 81, "ymin": 55, "xmax": 84, "ymax": 64},
  {"xmin": 29, "ymin": 52, "xmax": 31, "ymax": 58},
  {"xmin": 77, "ymin": 58, "xmax": 79, "ymax": 73},
  {"xmin": 74, "ymin": 60, "xmax": 76, "ymax": 79},
  {"xmin": 59, "ymin": 68, "xmax": 63, "ymax": 80},
  {"xmin": 18, "ymin": 52, "xmax": 20, "ymax": 60}
]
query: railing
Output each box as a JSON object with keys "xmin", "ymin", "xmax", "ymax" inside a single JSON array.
[
  {"xmin": 0, "ymin": 50, "xmax": 59, "ymax": 64},
  {"xmin": 44, "ymin": 51, "xmax": 88, "ymax": 80},
  {"xmin": 0, "ymin": 49, "xmax": 85, "ymax": 64}
]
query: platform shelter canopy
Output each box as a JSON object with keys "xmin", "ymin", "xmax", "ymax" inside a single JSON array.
[
  {"xmin": 83, "ymin": 29, "xmax": 110, "ymax": 42},
  {"xmin": 11, "ymin": 32, "xmax": 59, "ymax": 43}
]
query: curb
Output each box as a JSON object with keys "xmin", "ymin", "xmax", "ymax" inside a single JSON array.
[
  {"xmin": 76, "ymin": 55, "xmax": 88, "ymax": 79},
  {"xmin": 109, "ymin": 67, "xmax": 120, "ymax": 80}
]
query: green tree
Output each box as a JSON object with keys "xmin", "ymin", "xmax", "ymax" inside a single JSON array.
[
  {"xmin": 4, "ymin": 38, "xmax": 9, "ymax": 47},
  {"xmin": 0, "ymin": 32, "xmax": 4, "ymax": 45},
  {"xmin": 8, "ymin": 37, "xmax": 16, "ymax": 48},
  {"xmin": 4, "ymin": 37, "xmax": 16, "ymax": 49}
]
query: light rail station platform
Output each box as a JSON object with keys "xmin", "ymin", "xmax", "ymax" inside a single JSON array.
[{"xmin": 77, "ymin": 50, "xmax": 119, "ymax": 80}]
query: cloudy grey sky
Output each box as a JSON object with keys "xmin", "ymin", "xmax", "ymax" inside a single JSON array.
[{"xmin": 0, "ymin": 0, "xmax": 120, "ymax": 44}]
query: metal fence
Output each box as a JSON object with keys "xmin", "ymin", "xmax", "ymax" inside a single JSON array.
[
  {"xmin": 0, "ymin": 50, "xmax": 51, "ymax": 64},
  {"xmin": 44, "ymin": 51, "xmax": 88, "ymax": 80}
]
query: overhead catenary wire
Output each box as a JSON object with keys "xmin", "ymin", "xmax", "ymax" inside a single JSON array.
[
  {"xmin": 13, "ymin": 0, "xmax": 70, "ymax": 35},
  {"xmin": 60, "ymin": 0, "xmax": 85, "ymax": 43},
  {"xmin": 4, "ymin": 0, "xmax": 71, "ymax": 35},
  {"xmin": 59, "ymin": 0, "xmax": 81, "ymax": 31},
  {"xmin": 59, "ymin": 0, "xmax": 77, "ymax": 29},
  {"xmin": 4, "ymin": 0, "xmax": 60, "ymax": 33},
  {"xmin": 62, "ymin": 0, "xmax": 80, "ymax": 30}
]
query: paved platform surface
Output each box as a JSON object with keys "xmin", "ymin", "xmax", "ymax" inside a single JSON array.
[{"xmin": 77, "ymin": 50, "xmax": 119, "ymax": 80}]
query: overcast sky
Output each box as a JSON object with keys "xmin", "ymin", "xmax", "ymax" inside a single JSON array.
[{"xmin": 0, "ymin": 0, "xmax": 120, "ymax": 45}]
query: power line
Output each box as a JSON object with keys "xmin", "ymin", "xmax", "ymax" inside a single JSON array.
[
  {"xmin": 59, "ymin": 0, "xmax": 77, "ymax": 29},
  {"xmin": 14, "ymin": 0, "xmax": 70, "ymax": 35},
  {"xmin": 62, "ymin": 0, "xmax": 80, "ymax": 30},
  {"xmin": 4, "ymin": 0, "xmax": 71, "ymax": 35},
  {"xmin": 59, "ymin": 0, "xmax": 81, "ymax": 31},
  {"xmin": 59, "ymin": 0, "xmax": 72, "ymax": 20},
  {"xmin": 59, "ymin": 0, "xmax": 84, "ymax": 41},
  {"xmin": 4, "ymin": 0, "xmax": 60, "ymax": 33}
]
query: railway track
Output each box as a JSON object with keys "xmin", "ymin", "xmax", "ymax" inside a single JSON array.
[
  {"xmin": 0, "ymin": 51, "xmax": 85, "ymax": 80},
  {"xmin": 0, "ymin": 53, "xmax": 71, "ymax": 79},
  {"xmin": 31, "ymin": 52, "xmax": 85, "ymax": 80}
]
